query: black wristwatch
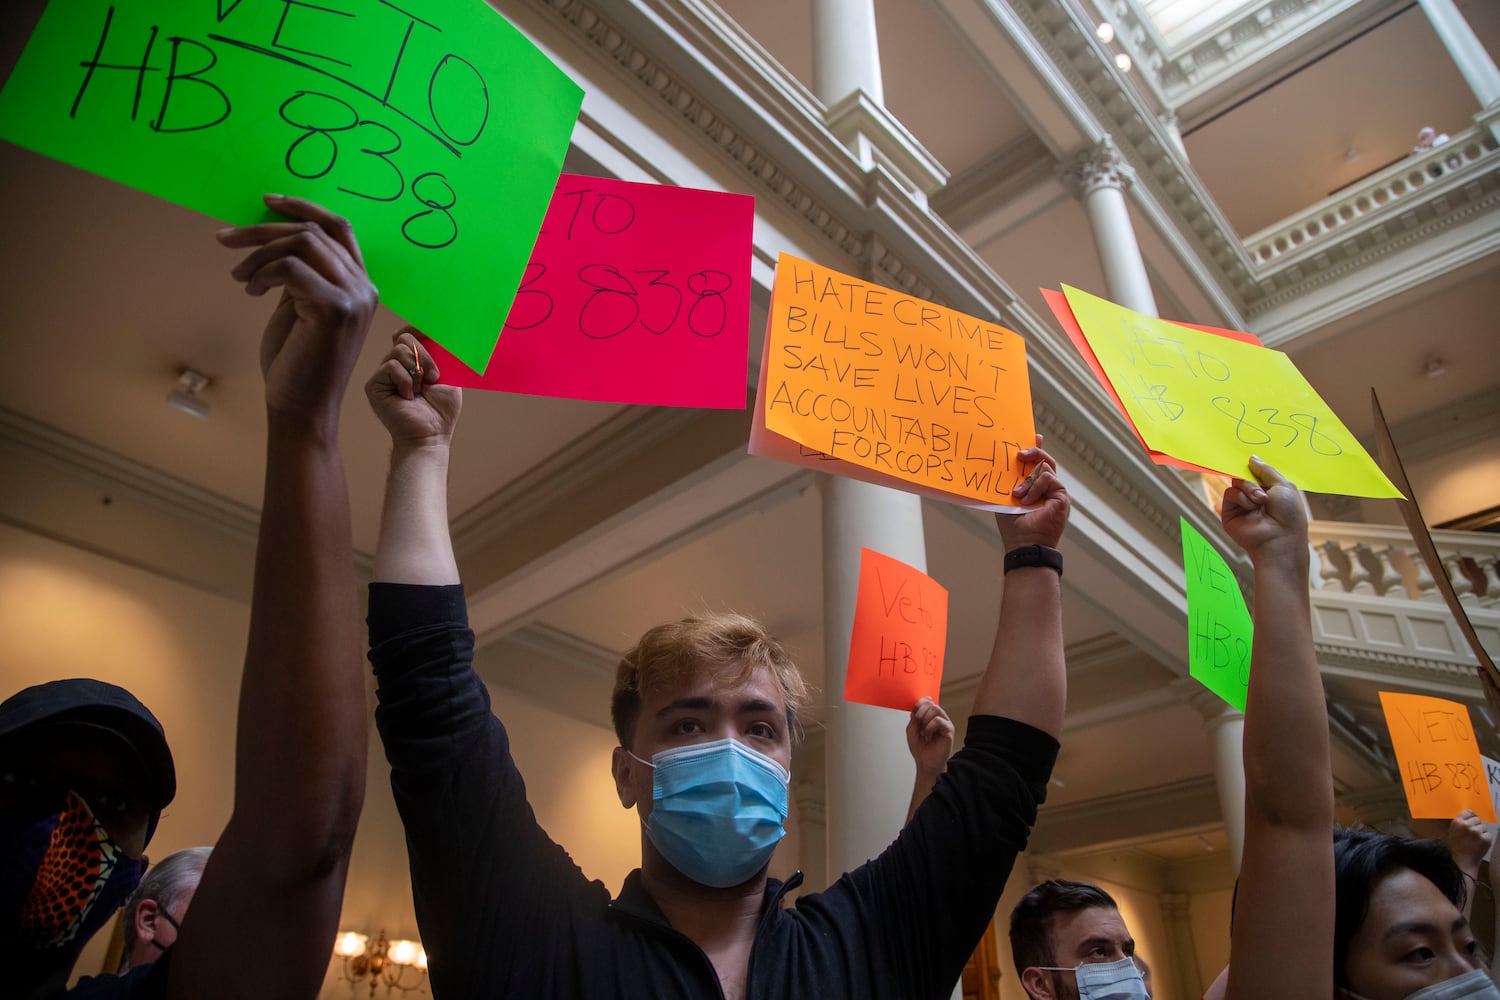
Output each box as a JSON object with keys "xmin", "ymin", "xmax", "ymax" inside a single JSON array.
[{"xmin": 1003, "ymin": 544, "xmax": 1063, "ymax": 577}]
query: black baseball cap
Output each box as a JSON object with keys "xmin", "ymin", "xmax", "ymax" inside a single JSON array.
[{"xmin": 0, "ymin": 678, "xmax": 176, "ymax": 843}]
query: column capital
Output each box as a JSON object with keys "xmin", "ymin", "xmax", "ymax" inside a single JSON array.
[
  {"xmin": 1341, "ymin": 784, "xmax": 1414, "ymax": 836},
  {"xmin": 1174, "ymin": 677, "xmax": 1245, "ymax": 729},
  {"xmin": 1159, "ymin": 891, "xmax": 1192, "ymax": 920},
  {"xmin": 793, "ymin": 781, "xmax": 827, "ymax": 827},
  {"xmin": 1060, "ymin": 137, "xmax": 1135, "ymax": 199},
  {"xmin": 1027, "ymin": 854, "xmax": 1063, "ymax": 886}
]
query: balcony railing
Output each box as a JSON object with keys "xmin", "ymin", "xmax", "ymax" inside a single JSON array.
[
  {"xmin": 1245, "ymin": 124, "xmax": 1500, "ymax": 274},
  {"xmin": 1310, "ymin": 520, "xmax": 1500, "ymax": 607}
]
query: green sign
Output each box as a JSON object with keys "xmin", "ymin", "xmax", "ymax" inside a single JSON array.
[
  {"xmin": 1181, "ymin": 517, "xmax": 1253, "ymax": 712},
  {"xmin": 0, "ymin": 0, "xmax": 583, "ymax": 372}
]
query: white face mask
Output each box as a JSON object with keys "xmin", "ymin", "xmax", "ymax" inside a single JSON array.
[
  {"xmin": 1037, "ymin": 956, "xmax": 1149, "ymax": 1000},
  {"xmin": 1343, "ymin": 968, "xmax": 1500, "ymax": 1000}
]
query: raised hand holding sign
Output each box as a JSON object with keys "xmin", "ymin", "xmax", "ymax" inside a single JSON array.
[{"xmin": 0, "ymin": 0, "xmax": 582, "ymax": 372}]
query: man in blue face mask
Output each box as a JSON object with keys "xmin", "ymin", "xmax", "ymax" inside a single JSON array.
[
  {"xmin": 365, "ymin": 331, "xmax": 1074, "ymax": 1000},
  {"xmin": 1010, "ymin": 879, "xmax": 1150, "ymax": 1000}
]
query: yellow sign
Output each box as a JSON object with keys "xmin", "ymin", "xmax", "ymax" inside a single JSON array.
[
  {"xmin": 1062, "ymin": 285, "xmax": 1401, "ymax": 499},
  {"xmin": 762, "ymin": 254, "xmax": 1035, "ymax": 506}
]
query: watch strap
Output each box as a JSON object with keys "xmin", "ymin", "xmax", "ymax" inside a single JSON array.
[{"xmin": 1003, "ymin": 544, "xmax": 1063, "ymax": 577}]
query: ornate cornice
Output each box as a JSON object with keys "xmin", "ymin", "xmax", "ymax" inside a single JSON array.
[
  {"xmin": 1034, "ymin": 399, "xmax": 1177, "ymax": 541},
  {"xmin": 529, "ymin": 0, "xmax": 868, "ymax": 262},
  {"xmin": 1315, "ymin": 642, "xmax": 1489, "ymax": 689},
  {"xmin": 1247, "ymin": 183, "xmax": 1500, "ymax": 317}
]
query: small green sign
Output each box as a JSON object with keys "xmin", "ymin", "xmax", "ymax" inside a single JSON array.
[
  {"xmin": 1181, "ymin": 517, "xmax": 1253, "ymax": 712},
  {"xmin": 0, "ymin": 0, "xmax": 583, "ymax": 372}
]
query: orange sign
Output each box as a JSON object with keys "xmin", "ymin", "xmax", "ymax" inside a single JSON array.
[
  {"xmin": 759, "ymin": 253, "xmax": 1035, "ymax": 506},
  {"xmin": 1379, "ymin": 691, "xmax": 1497, "ymax": 822},
  {"xmin": 844, "ymin": 549, "xmax": 949, "ymax": 711}
]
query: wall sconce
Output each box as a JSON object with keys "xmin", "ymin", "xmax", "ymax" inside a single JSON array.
[{"xmin": 333, "ymin": 930, "xmax": 428, "ymax": 996}]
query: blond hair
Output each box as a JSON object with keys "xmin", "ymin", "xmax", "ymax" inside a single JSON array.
[{"xmin": 610, "ymin": 612, "xmax": 808, "ymax": 747}]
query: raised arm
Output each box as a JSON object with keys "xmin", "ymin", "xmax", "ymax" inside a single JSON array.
[
  {"xmin": 169, "ymin": 196, "xmax": 376, "ymax": 1000},
  {"xmin": 1445, "ymin": 810, "xmax": 1492, "ymax": 921},
  {"xmin": 905, "ymin": 698, "xmax": 956, "ymax": 823},
  {"xmin": 969, "ymin": 443, "xmax": 1070, "ymax": 735},
  {"xmin": 365, "ymin": 329, "xmax": 462, "ymax": 585},
  {"xmin": 1223, "ymin": 457, "xmax": 1334, "ymax": 1000}
]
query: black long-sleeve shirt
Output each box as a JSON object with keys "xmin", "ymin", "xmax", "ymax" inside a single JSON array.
[{"xmin": 369, "ymin": 583, "xmax": 1057, "ymax": 999}]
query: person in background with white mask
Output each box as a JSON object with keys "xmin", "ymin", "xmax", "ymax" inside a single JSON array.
[
  {"xmin": 362, "ymin": 330, "xmax": 1072, "ymax": 1000},
  {"xmin": 1008, "ymin": 879, "xmax": 1149, "ymax": 1000}
]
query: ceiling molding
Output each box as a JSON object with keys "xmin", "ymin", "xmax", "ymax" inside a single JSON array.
[
  {"xmin": 1030, "ymin": 775, "xmax": 1223, "ymax": 855},
  {"xmin": 0, "ymin": 406, "xmax": 262, "ymax": 546},
  {"xmin": 450, "ymin": 404, "xmax": 707, "ymax": 557},
  {"xmin": 929, "ymin": 131, "xmax": 1058, "ymax": 227},
  {"xmin": 1377, "ymin": 387, "xmax": 1500, "ymax": 458},
  {"xmin": 502, "ymin": 621, "xmax": 622, "ymax": 680},
  {"xmin": 1317, "ymin": 642, "xmax": 1489, "ymax": 701}
]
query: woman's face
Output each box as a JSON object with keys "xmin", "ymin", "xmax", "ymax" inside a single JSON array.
[{"xmin": 1344, "ymin": 868, "xmax": 1487, "ymax": 1000}]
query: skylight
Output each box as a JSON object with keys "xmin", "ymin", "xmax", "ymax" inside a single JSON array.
[{"xmin": 1137, "ymin": 0, "xmax": 1265, "ymax": 51}]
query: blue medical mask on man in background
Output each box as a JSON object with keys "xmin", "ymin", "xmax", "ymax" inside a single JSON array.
[
  {"xmin": 629, "ymin": 738, "xmax": 789, "ymax": 888},
  {"xmin": 1037, "ymin": 956, "xmax": 1150, "ymax": 1000}
]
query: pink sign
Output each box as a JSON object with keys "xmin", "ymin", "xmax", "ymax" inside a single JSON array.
[{"xmin": 424, "ymin": 174, "xmax": 754, "ymax": 408}]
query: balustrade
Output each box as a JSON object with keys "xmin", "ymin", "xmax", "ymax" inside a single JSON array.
[
  {"xmin": 1247, "ymin": 127, "xmax": 1499, "ymax": 272},
  {"xmin": 1309, "ymin": 521, "xmax": 1500, "ymax": 608}
]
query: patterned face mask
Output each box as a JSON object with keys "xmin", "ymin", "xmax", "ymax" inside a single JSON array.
[{"xmin": 4, "ymin": 790, "xmax": 148, "ymax": 950}]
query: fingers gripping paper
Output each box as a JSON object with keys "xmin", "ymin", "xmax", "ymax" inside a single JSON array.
[
  {"xmin": 0, "ymin": 0, "xmax": 583, "ymax": 373},
  {"xmin": 1380, "ymin": 691, "xmax": 1497, "ymax": 822},
  {"xmin": 756, "ymin": 254, "xmax": 1036, "ymax": 507},
  {"xmin": 844, "ymin": 549, "xmax": 949, "ymax": 711}
]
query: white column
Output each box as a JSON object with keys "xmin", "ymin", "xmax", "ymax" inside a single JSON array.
[
  {"xmin": 1417, "ymin": 0, "xmax": 1500, "ymax": 110},
  {"xmin": 812, "ymin": 0, "xmax": 885, "ymax": 106},
  {"xmin": 793, "ymin": 781, "xmax": 828, "ymax": 893},
  {"xmin": 821, "ymin": 475, "xmax": 925, "ymax": 879},
  {"xmin": 1161, "ymin": 112, "xmax": 1189, "ymax": 161},
  {"xmin": 1059, "ymin": 137, "xmax": 1159, "ymax": 316},
  {"xmin": 1160, "ymin": 892, "xmax": 1204, "ymax": 999},
  {"xmin": 1189, "ymin": 689, "xmax": 1247, "ymax": 874}
]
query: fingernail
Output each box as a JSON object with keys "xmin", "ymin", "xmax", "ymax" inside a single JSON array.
[
  {"xmin": 264, "ymin": 193, "xmax": 285, "ymax": 200},
  {"xmin": 215, "ymin": 226, "xmax": 234, "ymax": 238}
]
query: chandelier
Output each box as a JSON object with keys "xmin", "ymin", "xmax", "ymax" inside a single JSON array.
[{"xmin": 332, "ymin": 930, "xmax": 428, "ymax": 996}]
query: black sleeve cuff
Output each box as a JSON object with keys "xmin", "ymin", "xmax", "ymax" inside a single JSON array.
[{"xmin": 367, "ymin": 583, "xmax": 468, "ymax": 645}]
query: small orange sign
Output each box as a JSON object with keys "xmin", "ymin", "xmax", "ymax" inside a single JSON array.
[
  {"xmin": 843, "ymin": 549, "xmax": 949, "ymax": 711},
  {"xmin": 1379, "ymin": 691, "xmax": 1497, "ymax": 822}
]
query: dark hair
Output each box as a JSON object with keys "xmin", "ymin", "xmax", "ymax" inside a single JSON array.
[
  {"xmin": 1009, "ymin": 879, "xmax": 1119, "ymax": 979},
  {"xmin": 1333, "ymin": 827, "xmax": 1467, "ymax": 988}
]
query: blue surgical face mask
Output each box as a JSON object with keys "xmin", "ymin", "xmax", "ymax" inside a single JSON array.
[
  {"xmin": 1343, "ymin": 968, "xmax": 1500, "ymax": 1000},
  {"xmin": 630, "ymin": 738, "xmax": 789, "ymax": 888},
  {"xmin": 1038, "ymin": 956, "xmax": 1150, "ymax": 1000}
]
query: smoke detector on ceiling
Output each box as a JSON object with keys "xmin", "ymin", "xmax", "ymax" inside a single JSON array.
[{"xmin": 167, "ymin": 368, "xmax": 212, "ymax": 419}]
